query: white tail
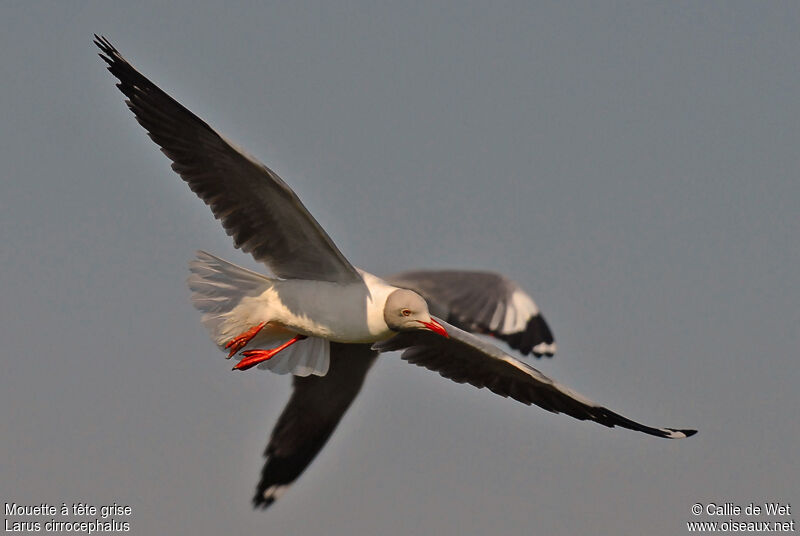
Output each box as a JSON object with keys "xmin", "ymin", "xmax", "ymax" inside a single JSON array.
[
  {"xmin": 188, "ymin": 250, "xmax": 274, "ymax": 334},
  {"xmin": 187, "ymin": 251, "xmax": 329, "ymax": 377}
]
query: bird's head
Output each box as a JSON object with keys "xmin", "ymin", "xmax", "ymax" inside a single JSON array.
[{"xmin": 384, "ymin": 289, "xmax": 448, "ymax": 337}]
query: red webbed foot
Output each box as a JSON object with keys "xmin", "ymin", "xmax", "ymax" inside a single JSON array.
[
  {"xmin": 232, "ymin": 335, "xmax": 308, "ymax": 371},
  {"xmin": 224, "ymin": 322, "xmax": 266, "ymax": 358}
]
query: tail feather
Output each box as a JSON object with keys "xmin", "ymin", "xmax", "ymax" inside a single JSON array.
[
  {"xmin": 188, "ymin": 250, "xmax": 273, "ymax": 312},
  {"xmin": 187, "ymin": 251, "xmax": 330, "ymax": 377},
  {"xmin": 188, "ymin": 251, "xmax": 275, "ymax": 347},
  {"xmin": 259, "ymin": 336, "xmax": 330, "ymax": 376}
]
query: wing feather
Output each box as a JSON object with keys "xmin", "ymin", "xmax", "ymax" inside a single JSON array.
[
  {"xmin": 386, "ymin": 270, "xmax": 556, "ymax": 356},
  {"xmin": 374, "ymin": 318, "xmax": 696, "ymax": 439},
  {"xmin": 253, "ymin": 343, "xmax": 378, "ymax": 508},
  {"xmin": 96, "ymin": 36, "xmax": 362, "ymax": 283}
]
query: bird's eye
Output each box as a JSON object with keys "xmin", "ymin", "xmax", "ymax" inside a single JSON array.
[{"xmin": 401, "ymin": 309, "xmax": 411, "ymax": 317}]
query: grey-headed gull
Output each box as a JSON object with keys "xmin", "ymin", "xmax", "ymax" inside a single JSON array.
[{"xmin": 96, "ymin": 36, "xmax": 696, "ymax": 509}]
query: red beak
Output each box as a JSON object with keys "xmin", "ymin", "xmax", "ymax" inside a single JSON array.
[{"xmin": 420, "ymin": 318, "xmax": 449, "ymax": 338}]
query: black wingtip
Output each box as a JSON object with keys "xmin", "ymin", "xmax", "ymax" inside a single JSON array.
[
  {"xmin": 495, "ymin": 313, "xmax": 556, "ymax": 358},
  {"xmin": 93, "ymin": 34, "xmax": 115, "ymax": 55},
  {"xmin": 94, "ymin": 35, "xmax": 122, "ymax": 70},
  {"xmin": 252, "ymin": 494, "xmax": 276, "ymax": 510}
]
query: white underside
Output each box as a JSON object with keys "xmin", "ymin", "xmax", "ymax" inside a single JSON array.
[
  {"xmin": 187, "ymin": 251, "xmax": 394, "ymax": 377},
  {"xmin": 253, "ymin": 335, "xmax": 331, "ymax": 376},
  {"xmin": 188, "ymin": 251, "xmax": 334, "ymax": 377}
]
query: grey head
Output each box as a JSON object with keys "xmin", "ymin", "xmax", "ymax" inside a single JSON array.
[{"xmin": 384, "ymin": 289, "xmax": 448, "ymax": 337}]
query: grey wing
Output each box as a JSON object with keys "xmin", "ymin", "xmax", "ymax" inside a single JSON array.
[
  {"xmin": 386, "ymin": 270, "xmax": 556, "ymax": 357},
  {"xmin": 374, "ymin": 318, "xmax": 696, "ymax": 439},
  {"xmin": 253, "ymin": 343, "xmax": 378, "ymax": 509},
  {"xmin": 95, "ymin": 36, "xmax": 361, "ymax": 283}
]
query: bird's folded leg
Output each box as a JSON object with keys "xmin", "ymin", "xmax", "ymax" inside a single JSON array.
[
  {"xmin": 233, "ymin": 335, "xmax": 308, "ymax": 371},
  {"xmin": 225, "ymin": 322, "xmax": 267, "ymax": 358}
]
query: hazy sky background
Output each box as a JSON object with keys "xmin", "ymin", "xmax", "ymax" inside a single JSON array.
[{"xmin": 1, "ymin": 2, "xmax": 797, "ymax": 535}]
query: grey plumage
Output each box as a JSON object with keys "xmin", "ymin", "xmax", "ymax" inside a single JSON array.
[
  {"xmin": 383, "ymin": 289, "xmax": 434, "ymax": 331},
  {"xmin": 386, "ymin": 270, "xmax": 556, "ymax": 356}
]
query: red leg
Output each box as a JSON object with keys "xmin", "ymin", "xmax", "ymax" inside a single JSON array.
[
  {"xmin": 225, "ymin": 322, "xmax": 266, "ymax": 358},
  {"xmin": 232, "ymin": 335, "xmax": 308, "ymax": 371}
]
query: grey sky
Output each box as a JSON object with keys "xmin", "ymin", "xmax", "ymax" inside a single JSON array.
[{"xmin": 1, "ymin": 2, "xmax": 797, "ymax": 535}]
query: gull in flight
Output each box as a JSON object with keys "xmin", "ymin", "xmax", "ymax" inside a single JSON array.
[{"xmin": 95, "ymin": 36, "xmax": 696, "ymax": 509}]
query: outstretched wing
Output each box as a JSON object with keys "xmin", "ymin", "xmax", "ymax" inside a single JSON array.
[
  {"xmin": 374, "ymin": 318, "xmax": 695, "ymax": 439},
  {"xmin": 386, "ymin": 270, "xmax": 556, "ymax": 357},
  {"xmin": 95, "ymin": 36, "xmax": 362, "ymax": 283},
  {"xmin": 253, "ymin": 343, "xmax": 379, "ymax": 508}
]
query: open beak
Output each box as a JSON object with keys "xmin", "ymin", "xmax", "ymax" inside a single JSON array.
[{"xmin": 419, "ymin": 318, "xmax": 449, "ymax": 338}]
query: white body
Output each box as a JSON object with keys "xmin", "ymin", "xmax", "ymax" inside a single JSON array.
[
  {"xmin": 188, "ymin": 252, "xmax": 397, "ymax": 376},
  {"xmin": 227, "ymin": 271, "xmax": 398, "ymax": 346}
]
